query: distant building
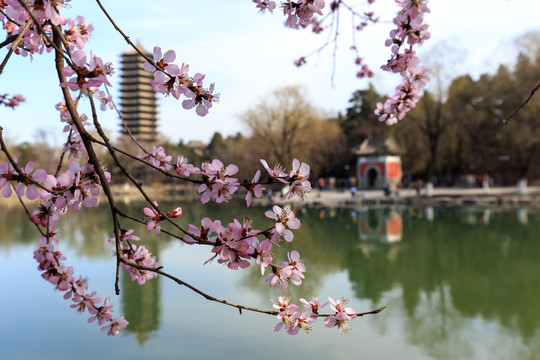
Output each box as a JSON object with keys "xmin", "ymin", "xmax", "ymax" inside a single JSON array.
[
  {"xmin": 119, "ymin": 46, "xmax": 158, "ymax": 143},
  {"xmin": 352, "ymin": 136, "xmax": 403, "ymax": 190},
  {"xmin": 185, "ymin": 140, "xmax": 207, "ymax": 156}
]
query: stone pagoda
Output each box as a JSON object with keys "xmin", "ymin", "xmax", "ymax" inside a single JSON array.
[{"xmin": 119, "ymin": 46, "xmax": 158, "ymax": 143}]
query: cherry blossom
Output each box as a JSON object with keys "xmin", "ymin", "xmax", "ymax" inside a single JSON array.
[
  {"xmin": 61, "ymin": 50, "xmax": 113, "ymax": 90},
  {"xmin": 175, "ymin": 155, "xmax": 199, "ymax": 177},
  {"xmin": 138, "ymin": 145, "xmax": 173, "ymax": 171},
  {"xmin": 282, "ymin": 158, "xmax": 312, "ymax": 200},
  {"xmin": 376, "ymin": 0, "xmax": 430, "ymax": 124},
  {"xmin": 285, "ymin": 250, "xmax": 306, "ymax": 285},
  {"xmin": 265, "ymin": 263, "xmax": 294, "ymax": 289},
  {"xmin": 324, "ymin": 297, "xmax": 358, "ymax": 334},
  {"xmin": 143, "ymin": 201, "xmax": 164, "ymax": 235},
  {"xmin": 143, "ymin": 46, "xmax": 181, "ymax": 75},
  {"xmin": 119, "ymin": 244, "xmax": 161, "ymax": 285},
  {"xmin": 0, "ymin": 93, "xmax": 25, "ymax": 108},
  {"xmin": 245, "ymin": 170, "xmax": 264, "ymax": 207},
  {"xmin": 101, "ymin": 317, "xmax": 129, "ymax": 336},
  {"xmin": 273, "ymin": 303, "xmax": 299, "ymax": 333},
  {"xmin": 265, "ymin": 205, "xmax": 301, "ymax": 242},
  {"xmin": 288, "ymin": 310, "xmax": 318, "ymax": 334},
  {"xmin": 299, "ymin": 295, "xmax": 328, "ymax": 314},
  {"xmin": 255, "ymin": 239, "xmax": 273, "ymax": 275},
  {"xmin": 260, "ymin": 159, "xmax": 288, "ymax": 183},
  {"xmin": 93, "ymin": 90, "xmax": 114, "ymax": 111},
  {"xmin": 253, "ymin": 0, "xmax": 276, "ymax": 14},
  {"xmin": 183, "ymin": 217, "xmax": 219, "ymax": 245},
  {"xmin": 108, "ymin": 229, "xmax": 140, "ymax": 243},
  {"xmin": 197, "ymin": 159, "xmax": 240, "ymax": 204},
  {"xmin": 64, "ymin": 16, "xmax": 94, "ymax": 50},
  {"xmin": 271, "ymin": 295, "xmax": 295, "ymax": 312}
]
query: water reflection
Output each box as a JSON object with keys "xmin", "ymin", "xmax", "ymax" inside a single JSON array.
[
  {"xmin": 1, "ymin": 202, "xmax": 540, "ymax": 359},
  {"xmin": 357, "ymin": 207, "xmax": 402, "ymax": 243}
]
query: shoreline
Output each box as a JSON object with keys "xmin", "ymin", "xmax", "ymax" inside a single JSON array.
[
  {"xmin": 255, "ymin": 186, "xmax": 540, "ymax": 208},
  {"xmin": 2, "ymin": 185, "xmax": 539, "ymax": 209}
]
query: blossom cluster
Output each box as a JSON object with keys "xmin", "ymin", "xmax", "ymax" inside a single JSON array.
[
  {"xmin": 272, "ymin": 295, "xmax": 357, "ymax": 335},
  {"xmin": 1, "ymin": 1, "xmax": 93, "ymax": 58},
  {"xmin": 0, "ymin": 93, "xmax": 25, "ymax": 108},
  {"xmin": 283, "ymin": 0, "xmax": 326, "ymax": 27},
  {"xmin": 55, "ymin": 100, "xmax": 89, "ymax": 159},
  {"xmin": 34, "ymin": 235, "xmax": 128, "ymax": 335},
  {"xmin": 143, "ymin": 46, "xmax": 216, "ymax": 116},
  {"xmin": 135, "ymin": 147, "xmax": 312, "ymax": 206},
  {"xmin": 0, "ymin": 157, "xmax": 126, "ymax": 333},
  {"xmin": 252, "ymin": 1, "xmax": 326, "ymax": 27},
  {"xmin": 0, "ymin": 157, "xmax": 126, "ymax": 336},
  {"xmin": 376, "ymin": 0, "xmax": 431, "ymax": 125},
  {"xmin": 3, "ymin": 158, "xmax": 108, "ymax": 222},
  {"xmin": 60, "ymin": 50, "xmax": 114, "ymax": 91},
  {"xmin": 181, "ymin": 206, "xmax": 305, "ymax": 290},
  {"xmin": 108, "ymin": 228, "xmax": 163, "ymax": 286}
]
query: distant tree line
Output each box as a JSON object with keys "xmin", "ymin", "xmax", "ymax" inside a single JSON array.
[{"xmin": 4, "ymin": 37, "xmax": 540, "ymax": 187}]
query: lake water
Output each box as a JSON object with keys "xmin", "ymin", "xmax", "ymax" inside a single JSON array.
[{"xmin": 1, "ymin": 201, "xmax": 539, "ymax": 359}]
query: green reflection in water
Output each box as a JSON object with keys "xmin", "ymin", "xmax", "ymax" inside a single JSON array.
[
  {"xmin": 121, "ymin": 241, "xmax": 161, "ymax": 345},
  {"xmin": 2, "ymin": 201, "xmax": 540, "ymax": 359}
]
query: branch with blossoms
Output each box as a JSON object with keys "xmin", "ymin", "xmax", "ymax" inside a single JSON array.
[
  {"xmin": 253, "ymin": 0, "xmax": 430, "ymax": 124},
  {"xmin": 375, "ymin": 0, "xmax": 431, "ymax": 124},
  {"xmin": 0, "ymin": 0, "xmax": 386, "ymax": 337},
  {"xmin": 0, "ymin": 93, "xmax": 25, "ymax": 108}
]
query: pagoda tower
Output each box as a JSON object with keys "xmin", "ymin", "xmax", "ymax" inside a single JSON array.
[{"xmin": 119, "ymin": 46, "xmax": 158, "ymax": 143}]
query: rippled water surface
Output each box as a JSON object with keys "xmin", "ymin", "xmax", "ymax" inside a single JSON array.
[{"xmin": 1, "ymin": 202, "xmax": 539, "ymax": 359}]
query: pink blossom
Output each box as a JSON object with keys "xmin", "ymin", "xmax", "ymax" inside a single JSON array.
[
  {"xmin": 93, "ymin": 90, "xmax": 114, "ymax": 111},
  {"xmin": 260, "ymin": 159, "xmax": 288, "ymax": 183},
  {"xmin": 175, "ymin": 156, "xmax": 198, "ymax": 177},
  {"xmin": 197, "ymin": 159, "xmax": 240, "ymax": 204},
  {"xmin": 0, "ymin": 93, "xmax": 25, "ymax": 108},
  {"xmin": 265, "ymin": 205, "xmax": 301, "ymax": 242},
  {"xmin": 88, "ymin": 297, "xmax": 113, "ymax": 325},
  {"xmin": 376, "ymin": 0, "xmax": 430, "ymax": 124},
  {"xmin": 64, "ymin": 16, "xmax": 94, "ymax": 50},
  {"xmin": 271, "ymin": 295, "xmax": 295, "ymax": 312},
  {"xmin": 265, "ymin": 264, "xmax": 293, "ymax": 289},
  {"xmin": 281, "ymin": 158, "xmax": 312, "ymax": 200},
  {"xmin": 255, "ymin": 239, "xmax": 273, "ymax": 275},
  {"xmin": 60, "ymin": 50, "xmax": 113, "ymax": 90},
  {"xmin": 143, "ymin": 201, "xmax": 163, "ymax": 235},
  {"xmin": 289, "ymin": 310, "xmax": 318, "ymax": 334},
  {"xmin": 48, "ymin": 265, "xmax": 74, "ymax": 291},
  {"xmin": 108, "ymin": 229, "xmax": 140, "ymax": 243},
  {"xmin": 245, "ymin": 170, "xmax": 264, "ymax": 207},
  {"xmin": 167, "ymin": 206, "xmax": 183, "ymax": 218},
  {"xmin": 143, "ymin": 46, "xmax": 180, "ymax": 75},
  {"xmin": 299, "ymin": 295, "xmax": 328, "ymax": 315},
  {"xmin": 120, "ymin": 244, "xmax": 161, "ymax": 285},
  {"xmin": 324, "ymin": 297, "xmax": 357, "ymax": 334},
  {"xmin": 253, "ymin": 0, "xmax": 276, "ymax": 13},
  {"xmin": 101, "ymin": 317, "xmax": 129, "ymax": 336},
  {"xmin": 183, "ymin": 217, "xmax": 219, "ymax": 244},
  {"xmin": 138, "ymin": 146, "xmax": 173, "ymax": 171},
  {"xmin": 273, "ymin": 304, "xmax": 299, "ymax": 333},
  {"xmin": 286, "ymin": 250, "xmax": 306, "ymax": 285}
]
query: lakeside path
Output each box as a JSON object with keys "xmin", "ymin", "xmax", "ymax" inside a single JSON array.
[{"xmin": 261, "ymin": 186, "xmax": 540, "ymax": 207}]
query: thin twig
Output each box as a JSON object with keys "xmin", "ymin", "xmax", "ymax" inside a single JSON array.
[
  {"xmin": 0, "ymin": 19, "xmax": 32, "ymax": 75},
  {"xmin": 503, "ymin": 81, "xmax": 540, "ymax": 124},
  {"xmin": 103, "ymin": 84, "xmax": 149, "ymax": 155}
]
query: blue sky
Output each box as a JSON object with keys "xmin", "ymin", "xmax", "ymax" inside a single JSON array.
[{"xmin": 2, "ymin": 0, "xmax": 540, "ymax": 146}]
